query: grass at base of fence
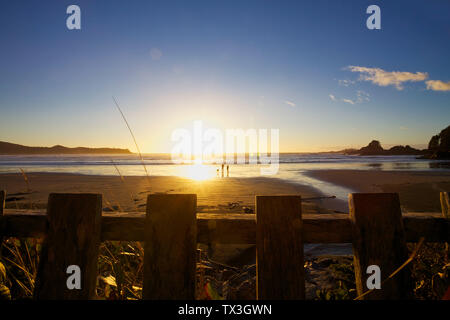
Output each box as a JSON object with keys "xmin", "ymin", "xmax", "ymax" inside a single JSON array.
[
  {"xmin": 0, "ymin": 238, "xmax": 40, "ymax": 299},
  {"xmin": 314, "ymin": 258, "xmax": 357, "ymax": 300},
  {"xmin": 97, "ymin": 241, "xmax": 144, "ymax": 300},
  {"xmin": 1, "ymin": 238, "xmax": 448, "ymax": 300},
  {"xmin": 410, "ymin": 242, "xmax": 449, "ymax": 300}
]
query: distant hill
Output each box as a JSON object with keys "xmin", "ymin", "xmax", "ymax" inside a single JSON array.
[
  {"xmin": 343, "ymin": 140, "xmax": 426, "ymax": 156},
  {"xmin": 0, "ymin": 141, "xmax": 132, "ymax": 155}
]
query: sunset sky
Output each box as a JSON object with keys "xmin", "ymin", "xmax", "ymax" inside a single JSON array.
[{"xmin": 0, "ymin": 0, "xmax": 449, "ymax": 153}]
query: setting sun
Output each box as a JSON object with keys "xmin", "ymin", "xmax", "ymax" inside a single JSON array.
[{"xmin": 181, "ymin": 163, "xmax": 216, "ymax": 181}]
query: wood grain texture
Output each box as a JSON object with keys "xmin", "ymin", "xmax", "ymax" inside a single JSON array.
[
  {"xmin": 0, "ymin": 191, "xmax": 4, "ymax": 215},
  {"xmin": 256, "ymin": 195, "xmax": 305, "ymax": 300},
  {"xmin": 349, "ymin": 193, "xmax": 412, "ymax": 300},
  {"xmin": 34, "ymin": 193, "xmax": 102, "ymax": 300},
  {"xmin": 142, "ymin": 194, "xmax": 197, "ymax": 300},
  {"xmin": 1, "ymin": 210, "xmax": 448, "ymax": 243},
  {"xmin": 403, "ymin": 215, "xmax": 450, "ymax": 242},
  {"xmin": 101, "ymin": 213, "xmax": 144, "ymax": 241},
  {"xmin": 441, "ymin": 192, "xmax": 449, "ymax": 219}
]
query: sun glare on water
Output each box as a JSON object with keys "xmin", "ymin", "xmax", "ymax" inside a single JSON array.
[
  {"xmin": 183, "ymin": 163, "xmax": 216, "ymax": 181},
  {"xmin": 171, "ymin": 127, "xmax": 222, "ymax": 181}
]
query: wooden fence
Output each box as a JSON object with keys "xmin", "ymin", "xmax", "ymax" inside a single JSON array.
[{"xmin": 0, "ymin": 190, "xmax": 449, "ymax": 300}]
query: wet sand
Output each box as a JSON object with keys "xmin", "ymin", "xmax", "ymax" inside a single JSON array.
[
  {"xmin": 0, "ymin": 172, "xmax": 336, "ymax": 214},
  {"xmin": 2, "ymin": 170, "xmax": 448, "ymax": 213},
  {"xmin": 306, "ymin": 169, "xmax": 450, "ymax": 212}
]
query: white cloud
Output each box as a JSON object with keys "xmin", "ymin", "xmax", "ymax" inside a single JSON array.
[
  {"xmin": 426, "ymin": 80, "xmax": 450, "ymax": 92},
  {"xmin": 284, "ymin": 100, "xmax": 296, "ymax": 107},
  {"xmin": 330, "ymin": 91, "xmax": 369, "ymax": 105},
  {"xmin": 347, "ymin": 66, "xmax": 428, "ymax": 90},
  {"xmin": 150, "ymin": 48, "xmax": 163, "ymax": 60},
  {"xmin": 341, "ymin": 98, "xmax": 355, "ymax": 105}
]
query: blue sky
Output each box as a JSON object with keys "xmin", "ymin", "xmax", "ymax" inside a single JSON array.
[{"xmin": 0, "ymin": 0, "xmax": 449, "ymax": 152}]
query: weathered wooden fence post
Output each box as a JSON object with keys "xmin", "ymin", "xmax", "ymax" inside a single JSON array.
[
  {"xmin": 34, "ymin": 193, "xmax": 102, "ymax": 299},
  {"xmin": 143, "ymin": 194, "xmax": 197, "ymax": 299},
  {"xmin": 0, "ymin": 190, "xmax": 5, "ymax": 255},
  {"xmin": 349, "ymin": 193, "xmax": 412, "ymax": 300},
  {"xmin": 0, "ymin": 190, "xmax": 4, "ymax": 215},
  {"xmin": 256, "ymin": 195, "xmax": 305, "ymax": 300},
  {"xmin": 441, "ymin": 192, "xmax": 449, "ymax": 219},
  {"xmin": 441, "ymin": 192, "xmax": 449, "ymax": 265}
]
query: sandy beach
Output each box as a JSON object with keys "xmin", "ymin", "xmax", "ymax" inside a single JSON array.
[
  {"xmin": 1, "ymin": 170, "xmax": 448, "ymax": 213},
  {"xmin": 0, "ymin": 172, "xmax": 335, "ymax": 214},
  {"xmin": 307, "ymin": 170, "xmax": 450, "ymax": 212}
]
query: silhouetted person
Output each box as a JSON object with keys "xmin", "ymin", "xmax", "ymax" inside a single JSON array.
[
  {"xmin": 221, "ymin": 163, "xmax": 224, "ymax": 178},
  {"xmin": 227, "ymin": 165, "xmax": 229, "ymax": 177},
  {"xmin": 216, "ymin": 168, "xmax": 219, "ymax": 177}
]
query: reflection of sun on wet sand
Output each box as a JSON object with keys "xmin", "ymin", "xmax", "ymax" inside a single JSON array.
[
  {"xmin": 0, "ymin": 172, "xmax": 333, "ymax": 214},
  {"xmin": 180, "ymin": 163, "xmax": 217, "ymax": 181},
  {"xmin": 1, "ymin": 169, "xmax": 449, "ymax": 213}
]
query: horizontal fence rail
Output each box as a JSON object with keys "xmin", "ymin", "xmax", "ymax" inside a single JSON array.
[
  {"xmin": 1, "ymin": 210, "xmax": 448, "ymax": 243},
  {"xmin": 0, "ymin": 190, "xmax": 449, "ymax": 300}
]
